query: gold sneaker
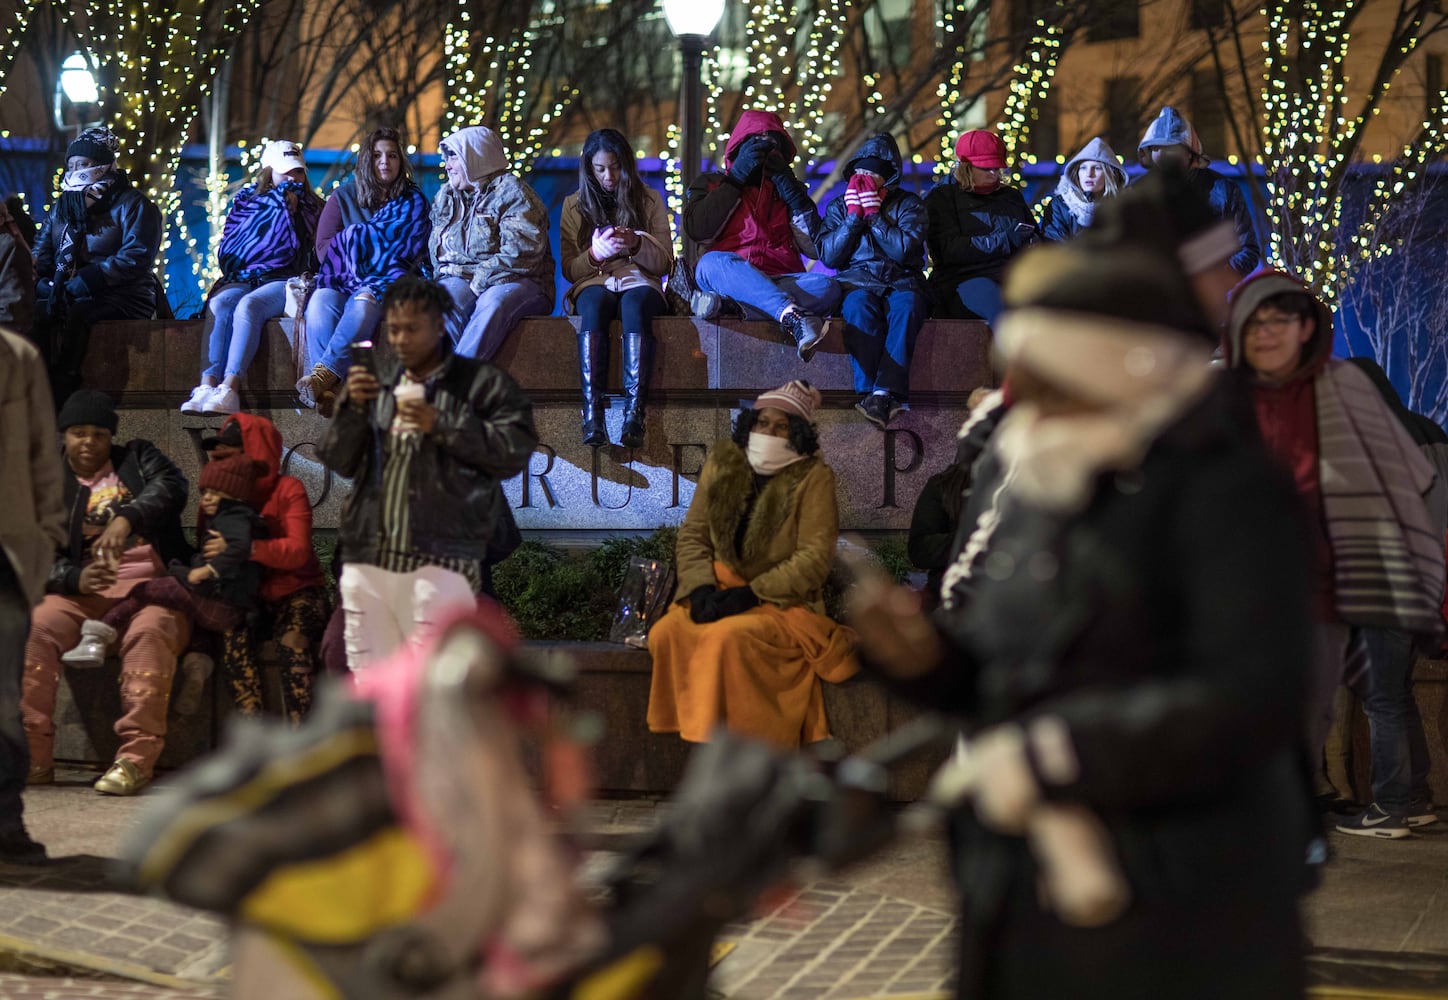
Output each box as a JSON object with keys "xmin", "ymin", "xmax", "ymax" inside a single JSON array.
[
  {"xmin": 26, "ymin": 766, "xmax": 53, "ymax": 786},
  {"xmin": 93, "ymin": 759, "xmax": 150, "ymax": 796}
]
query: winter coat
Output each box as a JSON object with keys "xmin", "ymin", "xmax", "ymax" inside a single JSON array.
[
  {"xmin": 0, "ymin": 330, "xmax": 65, "ymax": 606},
  {"xmin": 430, "ymin": 127, "xmax": 555, "ymax": 304},
  {"xmin": 817, "ymin": 133, "xmax": 928, "ymax": 294},
  {"xmin": 49, "ymin": 439, "xmax": 191, "ymax": 595},
  {"xmin": 560, "ymin": 185, "xmax": 674, "ymax": 312},
  {"xmin": 211, "ymin": 413, "xmax": 326, "ymax": 605},
  {"xmin": 682, "ymin": 109, "xmax": 821, "ymax": 276},
  {"xmin": 1136, "ymin": 107, "xmax": 1259, "ymax": 274},
  {"xmin": 318, "ymin": 340, "xmax": 537, "ymax": 567},
  {"xmin": 674, "ymin": 441, "xmax": 838, "ymax": 614},
  {"xmin": 35, "ymin": 171, "xmax": 161, "ymax": 318},
  {"xmin": 1226, "ymin": 272, "xmax": 1444, "ymax": 636},
  {"xmin": 0, "ymin": 201, "xmax": 34, "ymax": 334},
  {"xmin": 924, "ymin": 182, "xmax": 1036, "ymax": 301},
  {"xmin": 1038, "ymin": 137, "xmax": 1128, "ymax": 242},
  {"xmin": 189, "ymin": 498, "xmax": 263, "ymax": 609},
  {"xmin": 891, "ymin": 378, "xmax": 1316, "ymax": 996}
]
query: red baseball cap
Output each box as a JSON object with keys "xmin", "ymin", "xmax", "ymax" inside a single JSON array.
[{"xmin": 954, "ymin": 130, "xmax": 1007, "ymax": 169}]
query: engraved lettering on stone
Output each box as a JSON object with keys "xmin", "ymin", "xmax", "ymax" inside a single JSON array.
[
  {"xmin": 670, "ymin": 443, "xmax": 708, "ymax": 508},
  {"xmin": 879, "ymin": 428, "xmax": 925, "ymax": 509},
  {"xmin": 518, "ymin": 445, "xmax": 559, "ymax": 509}
]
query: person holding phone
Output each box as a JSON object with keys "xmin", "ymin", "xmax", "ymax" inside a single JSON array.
[
  {"xmin": 925, "ymin": 129, "xmax": 1038, "ymax": 327},
  {"xmin": 560, "ymin": 128, "xmax": 674, "ymax": 448},
  {"xmin": 318, "ymin": 276, "xmax": 537, "ymax": 669},
  {"xmin": 431, "ymin": 125, "xmax": 554, "ymax": 362}
]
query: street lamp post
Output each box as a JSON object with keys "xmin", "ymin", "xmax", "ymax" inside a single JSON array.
[
  {"xmin": 54, "ymin": 51, "xmax": 99, "ymax": 137},
  {"xmin": 662, "ymin": 0, "xmax": 725, "ymax": 192}
]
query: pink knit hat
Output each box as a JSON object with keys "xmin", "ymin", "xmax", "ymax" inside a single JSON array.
[{"xmin": 753, "ymin": 380, "xmax": 822, "ymax": 422}]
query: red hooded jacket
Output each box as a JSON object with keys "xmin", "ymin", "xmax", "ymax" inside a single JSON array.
[
  {"xmin": 683, "ymin": 109, "xmax": 807, "ymax": 276},
  {"xmin": 204, "ymin": 413, "xmax": 326, "ymax": 604}
]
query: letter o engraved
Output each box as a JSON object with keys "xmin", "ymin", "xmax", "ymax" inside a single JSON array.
[
  {"xmin": 280, "ymin": 441, "xmax": 334, "ymax": 510},
  {"xmin": 670, "ymin": 443, "xmax": 708, "ymax": 508},
  {"xmin": 879, "ymin": 428, "xmax": 925, "ymax": 509}
]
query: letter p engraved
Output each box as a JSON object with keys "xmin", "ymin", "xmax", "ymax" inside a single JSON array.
[{"xmin": 879, "ymin": 428, "xmax": 924, "ymax": 509}]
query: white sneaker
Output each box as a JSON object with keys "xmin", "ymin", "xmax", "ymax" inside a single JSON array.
[
  {"xmin": 179, "ymin": 384, "xmax": 216, "ymax": 415},
  {"xmin": 203, "ymin": 385, "xmax": 241, "ymax": 414},
  {"xmin": 174, "ymin": 652, "xmax": 214, "ymax": 716},
  {"xmin": 61, "ymin": 620, "xmax": 118, "ymax": 668}
]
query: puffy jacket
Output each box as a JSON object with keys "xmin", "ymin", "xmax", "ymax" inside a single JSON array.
[
  {"xmin": 49, "ymin": 439, "xmax": 191, "ymax": 595},
  {"xmin": 318, "ymin": 342, "xmax": 537, "ymax": 566},
  {"xmin": 923, "ymin": 182, "xmax": 1036, "ymax": 300},
  {"xmin": 1039, "ymin": 136, "xmax": 1128, "ymax": 242},
  {"xmin": 430, "ymin": 165, "xmax": 555, "ymax": 302},
  {"xmin": 683, "ymin": 109, "xmax": 820, "ymax": 276},
  {"xmin": 190, "ymin": 498, "xmax": 263, "ymax": 609},
  {"xmin": 817, "ymin": 132, "xmax": 928, "ymax": 294},
  {"xmin": 211, "ymin": 413, "xmax": 326, "ymax": 604},
  {"xmin": 35, "ymin": 172, "xmax": 161, "ymax": 317}
]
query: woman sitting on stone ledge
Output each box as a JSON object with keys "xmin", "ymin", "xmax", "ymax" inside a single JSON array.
[
  {"xmin": 647, "ymin": 380, "xmax": 858, "ymax": 749},
  {"xmin": 297, "ymin": 126, "xmax": 430, "ymax": 417},
  {"xmin": 181, "ymin": 140, "xmax": 323, "ymax": 417},
  {"xmin": 561, "ymin": 128, "xmax": 673, "ymax": 449}
]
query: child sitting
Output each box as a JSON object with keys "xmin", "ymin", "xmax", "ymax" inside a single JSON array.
[{"xmin": 64, "ymin": 454, "xmax": 267, "ymax": 667}]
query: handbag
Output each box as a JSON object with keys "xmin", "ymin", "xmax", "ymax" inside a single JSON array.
[
  {"xmin": 609, "ymin": 556, "xmax": 678, "ymax": 649},
  {"xmin": 664, "ymin": 256, "xmax": 696, "ymax": 317}
]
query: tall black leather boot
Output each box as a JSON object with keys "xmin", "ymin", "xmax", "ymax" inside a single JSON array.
[
  {"xmin": 577, "ymin": 330, "xmax": 609, "ymax": 446},
  {"xmin": 619, "ymin": 330, "xmax": 654, "ymax": 449}
]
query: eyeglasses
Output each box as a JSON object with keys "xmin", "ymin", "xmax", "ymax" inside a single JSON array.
[{"xmin": 1244, "ymin": 314, "xmax": 1301, "ymax": 333}]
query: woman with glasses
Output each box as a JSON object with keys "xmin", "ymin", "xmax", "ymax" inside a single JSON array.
[{"xmin": 924, "ymin": 129, "xmax": 1038, "ymax": 327}]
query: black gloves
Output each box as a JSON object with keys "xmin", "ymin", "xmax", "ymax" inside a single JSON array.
[
  {"xmin": 769, "ymin": 167, "xmax": 814, "ymax": 214},
  {"xmin": 688, "ymin": 585, "xmax": 761, "ymax": 624},
  {"xmin": 728, "ymin": 135, "xmax": 772, "ymax": 185}
]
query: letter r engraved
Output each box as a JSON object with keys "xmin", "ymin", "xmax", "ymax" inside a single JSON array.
[{"xmin": 519, "ymin": 445, "xmax": 558, "ymax": 509}]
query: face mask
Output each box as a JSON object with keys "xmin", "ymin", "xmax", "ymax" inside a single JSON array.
[{"xmin": 746, "ymin": 431, "xmax": 803, "ymax": 475}]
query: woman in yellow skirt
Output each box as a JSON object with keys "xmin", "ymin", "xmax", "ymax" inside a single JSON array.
[{"xmin": 647, "ymin": 380, "xmax": 858, "ymax": 748}]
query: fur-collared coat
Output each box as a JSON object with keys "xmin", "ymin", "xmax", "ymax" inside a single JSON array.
[{"xmin": 675, "ymin": 441, "xmax": 838, "ymax": 613}]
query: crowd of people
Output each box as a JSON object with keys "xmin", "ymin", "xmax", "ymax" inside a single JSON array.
[{"xmin": 0, "ymin": 99, "xmax": 1445, "ymax": 999}]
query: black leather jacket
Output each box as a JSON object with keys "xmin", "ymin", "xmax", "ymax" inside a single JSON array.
[
  {"xmin": 35, "ymin": 173, "xmax": 162, "ymax": 318},
  {"xmin": 49, "ymin": 439, "xmax": 191, "ymax": 595},
  {"xmin": 319, "ymin": 344, "xmax": 537, "ymax": 566},
  {"xmin": 924, "ymin": 182, "xmax": 1037, "ymax": 297}
]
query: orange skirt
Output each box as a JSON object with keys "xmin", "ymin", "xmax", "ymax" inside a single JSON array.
[{"xmin": 645, "ymin": 565, "xmax": 858, "ymax": 748}]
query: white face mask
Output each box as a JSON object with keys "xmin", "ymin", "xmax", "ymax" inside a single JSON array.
[{"xmin": 746, "ymin": 431, "xmax": 803, "ymax": 475}]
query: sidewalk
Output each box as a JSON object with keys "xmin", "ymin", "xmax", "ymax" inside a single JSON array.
[{"xmin": 4, "ymin": 771, "xmax": 1448, "ymax": 998}]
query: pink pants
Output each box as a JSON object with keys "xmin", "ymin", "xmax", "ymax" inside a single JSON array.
[{"xmin": 23, "ymin": 592, "xmax": 191, "ymax": 776}]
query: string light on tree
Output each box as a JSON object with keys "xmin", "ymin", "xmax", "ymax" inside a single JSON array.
[{"xmin": 995, "ymin": 7, "xmax": 1068, "ymax": 185}]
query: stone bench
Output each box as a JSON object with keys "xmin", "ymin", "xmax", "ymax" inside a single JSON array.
[{"xmin": 84, "ymin": 316, "xmax": 993, "ymax": 405}]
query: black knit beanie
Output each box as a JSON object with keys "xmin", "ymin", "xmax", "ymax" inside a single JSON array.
[
  {"xmin": 57, "ymin": 390, "xmax": 118, "ymax": 433},
  {"xmin": 66, "ymin": 126, "xmax": 119, "ymax": 166}
]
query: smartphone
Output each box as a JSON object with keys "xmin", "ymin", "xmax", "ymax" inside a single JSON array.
[{"xmin": 350, "ymin": 339, "xmax": 376, "ymax": 375}]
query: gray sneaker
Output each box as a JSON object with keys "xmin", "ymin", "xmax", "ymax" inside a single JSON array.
[
  {"xmin": 779, "ymin": 307, "xmax": 825, "ymax": 361},
  {"xmin": 690, "ymin": 289, "xmax": 724, "ymax": 320}
]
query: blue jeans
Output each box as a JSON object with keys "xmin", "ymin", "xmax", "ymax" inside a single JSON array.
[
  {"xmin": 1361, "ymin": 628, "xmax": 1431, "ymax": 813},
  {"xmin": 202, "ymin": 281, "xmax": 288, "ymax": 380},
  {"xmin": 841, "ymin": 287, "xmax": 929, "ymax": 399},
  {"xmin": 953, "ymin": 276, "xmax": 1004, "ymax": 326},
  {"xmin": 0, "ymin": 558, "xmax": 30, "ymax": 828},
  {"xmin": 694, "ymin": 251, "xmax": 841, "ymax": 320},
  {"xmin": 439, "ymin": 277, "xmax": 552, "ymax": 361},
  {"xmin": 305, "ymin": 288, "xmax": 383, "ymax": 377}
]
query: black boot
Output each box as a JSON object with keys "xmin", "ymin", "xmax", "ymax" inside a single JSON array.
[
  {"xmin": 620, "ymin": 331, "xmax": 654, "ymax": 449},
  {"xmin": 577, "ymin": 330, "xmax": 609, "ymax": 446}
]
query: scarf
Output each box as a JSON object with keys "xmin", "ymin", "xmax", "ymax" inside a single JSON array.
[
  {"xmin": 1316, "ymin": 361, "xmax": 1445, "ymax": 634},
  {"xmin": 217, "ymin": 179, "xmax": 321, "ymax": 285},
  {"xmin": 317, "ymin": 183, "xmax": 430, "ymax": 296},
  {"xmin": 54, "ymin": 165, "xmax": 123, "ymax": 280}
]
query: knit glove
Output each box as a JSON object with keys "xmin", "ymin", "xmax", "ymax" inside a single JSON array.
[
  {"xmin": 728, "ymin": 136, "xmax": 771, "ymax": 185},
  {"xmin": 856, "ymin": 176, "xmax": 885, "ymax": 217},
  {"xmin": 843, "ymin": 176, "xmax": 866, "ymax": 218},
  {"xmin": 687, "ymin": 585, "xmax": 719, "ymax": 624},
  {"xmin": 770, "ymin": 168, "xmax": 814, "ymax": 215},
  {"xmin": 64, "ymin": 275, "xmax": 90, "ymax": 299}
]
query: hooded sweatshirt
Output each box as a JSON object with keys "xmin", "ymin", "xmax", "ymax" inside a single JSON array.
[
  {"xmin": 430, "ymin": 126, "xmax": 555, "ymax": 301},
  {"xmin": 682, "ymin": 109, "xmax": 820, "ymax": 276},
  {"xmin": 1040, "ymin": 137, "xmax": 1128, "ymax": 241},
  {"xmin": 817, "ymin": 132, "xmax": 928, "ymax": 293},
  {"xmin": 1227, "ymin": 271, "xmax": 1445, "ymax": 633},
  {"xmin": 1137, "ymin": 106, "xmax": 1260, "ymax": 274},
  {"xmin": 213, "ymin": 413, "xmax": 326, "ymax": 604}
]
